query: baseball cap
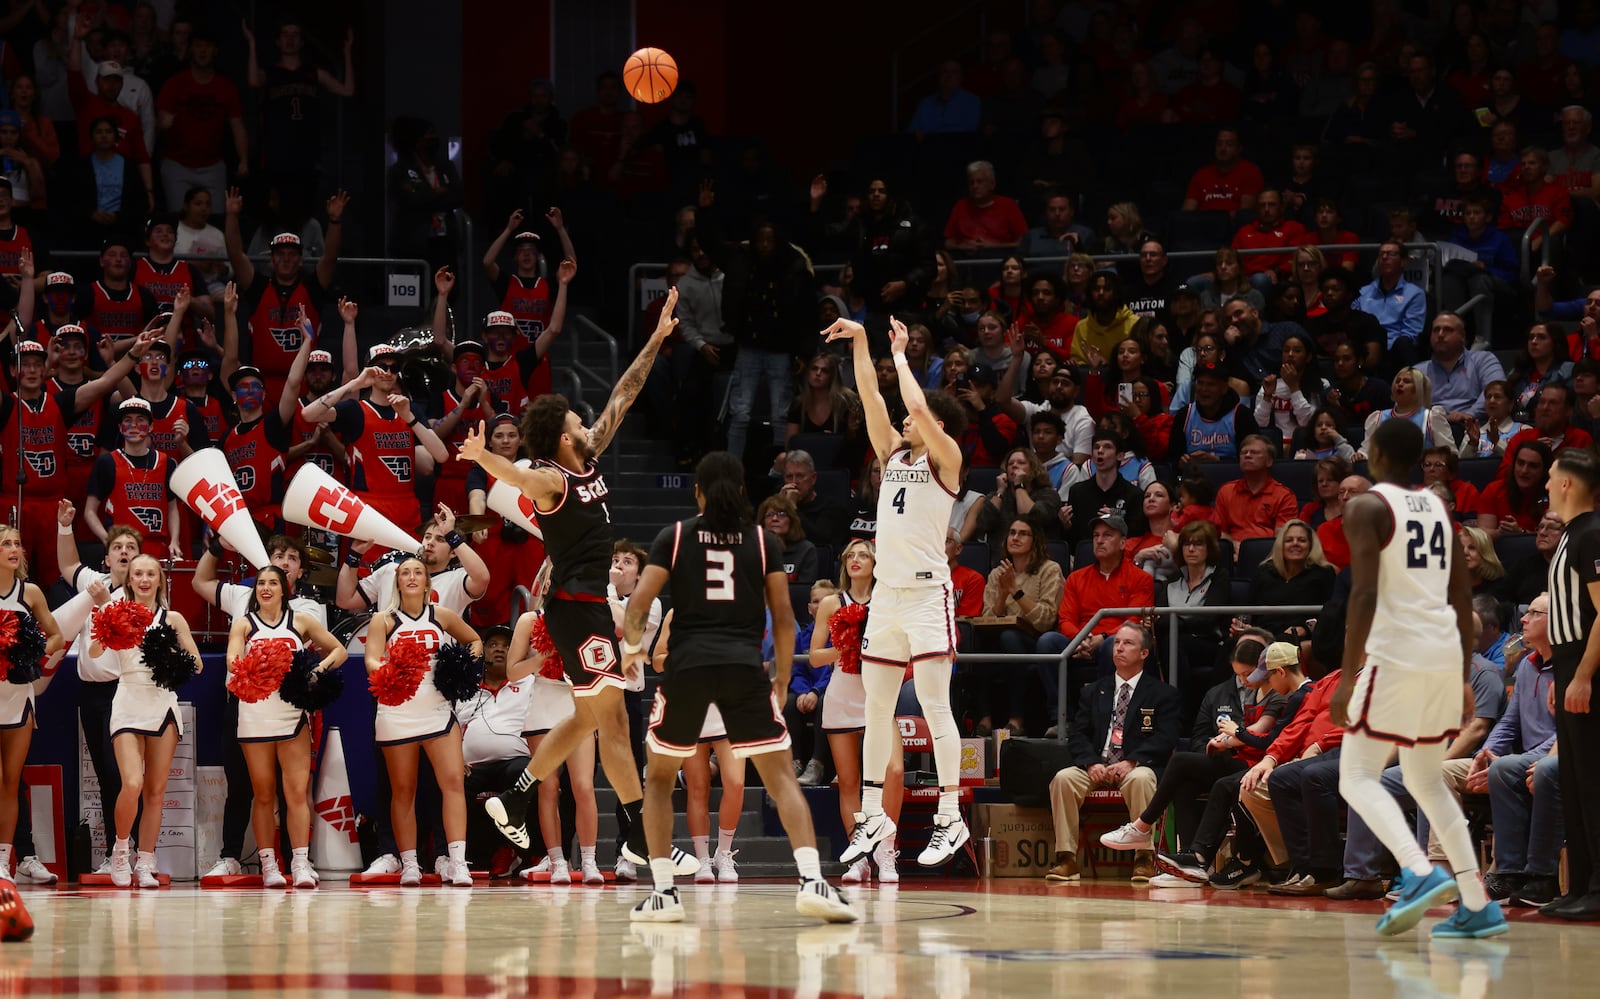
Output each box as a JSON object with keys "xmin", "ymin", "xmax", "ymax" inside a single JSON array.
[
  {"xmin": 484, "ymin": 311, "xmax": 517, "ymax": 330},
  {"xmin": 101, "ymin": 235, "xmax": 132, "ymax": 255},
  {"xmin": 15, "ymin": 340, "xmax": 45, "ymax": 356},
  {"xmin": 1173, "ymin": 283, "xmax": 1201, "ymax": 299},
  {"xmin": 98, "ymin": 61, "xmax": 126, "ymax": 78},
  {"xmin": 1049, "ymin": 365, "xmax": 1077, "ymax": 383},
  {"xmin": 491, "ymin": 411, "xmax": 519, "ymax": 427},
  {"xmin": 1193, "ymin": 360, "xmax": 1228, "ymax": 381},
  {"xmin": 143, "ymin": 339, "xmax": 172, "ymax": 358},
  {"xmin": 308, "ymin": 349, "xmax": 335, "ymax": 367},
  {"xmin": 454, "ymin": 340, "xmax": 487, "ymax": 359},
  {"xmin": 45, "ymin": 272, "xmax": 75, "ymax": 289},
  {"xmin": 118, "ymin": 397, "xmax": 152, "ymax": 417},
  {"xmin": 51, "ymin": 323, "xmax": 87, "ymax": 342},
  {"xmin": 1093, "ymin": 512, "xmax": 1128, "ymax": 536},
  {"xmin": 270, "ymin": 232, "xmax": 302, "ymax": 250},
  {"xmin": 369, "ymin": 344, "xmax": 400, "ymax": 363},
  {"xmin": 144, "ymin": 212, "xmax": 178, "ymax": 237},
  {"xmin": 966, "ymin": 361, "xmax": 997, "ymax": 387},
  {"xmin": 1248, "ymin": 642, "xmax": 1301, "ymax": 684},
  {"xmin": 511, "ymin": 231, "xmax": 541, "ymax": 246},
  {"xmin": 481, "ymin": 624, "xmax": 514, "ymax": 644},
  {"xmin": 228, "ymin": 365, "xmax": 265, "ymax": 391}
]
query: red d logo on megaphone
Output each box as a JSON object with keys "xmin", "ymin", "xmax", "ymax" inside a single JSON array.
[
  {"xmin": 185, "ymin": 478, "xmax": 248, "ymax": 525},
  {"xmin": 308, "ymin": 484, "xmax": 364, "ymax": 535}
]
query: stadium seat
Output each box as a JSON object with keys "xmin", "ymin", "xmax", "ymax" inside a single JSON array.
[
  {"xmin": 1231, "ymin": 577, "xmax": 1253, "ymax": 603},
  {"xmin": 1236, "ymin": 537, "xmax": 1275, "ymax": 570},
  {"xmin": 1273, "ymin": 461, "xmax": 1318, "ymax": 504},
  {"xmin": 789, "ymin": 433, "xmax": 846, "ymax": 471},
  {"xmin": 1073, "ymin": 540, "xmax": 1092, "ymax": 570},
  {"xmin": 958, "ymin": 541, "xmax": 990, "ymax": 575},
  {"xmin": 1164, "ymin": 210, "xmax": 1234, "ymax": 253},
  {"xmin": 1195, "ymin": 462, "xmax": 1245, "ymax": 497},
  {"xmin": 1045, "ymin": 541, "xmax": 1071, "ymax": 577},
  {"xmin": 814, "ymin": 469, "xmax": 850, "ymax": 506},
  {"xmin": 1493, "ymin": 533, "xmax": 1536, "ymax": 572},
  {"xmin": 813, "ymin": 545, "xmax": 835, "ymax": 583},
  {"xmin": 967, "ymin": 466, "xmax": 1000, "ymax": 498},
  {"xmin": 1457, "ymin": 458, "xmax": 1500, "ymax": 490}
]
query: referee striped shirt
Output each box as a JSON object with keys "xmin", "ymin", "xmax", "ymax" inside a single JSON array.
[{"xmin": 1548, "ymin": 510, "xmax": 1600, "ymax": 649}]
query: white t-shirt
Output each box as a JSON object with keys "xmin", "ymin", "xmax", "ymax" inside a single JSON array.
[
  {"xmin": 608, "ymin": 583, "xmax": 660, "ymax": 693},
  {"xmin": 67, "ymin": 567, "xmax": 123, "ymax": 683},
  {"xmin": 360, "ymin": 564, "xmax": 477, "ymax": 615},
  {"xmin": 458, "ymin": 680, "xmax": 534, "ymax": 765},
  {"xmin": 1020, "ymin": 399, "xmax": 1094, "ymax": 459}
]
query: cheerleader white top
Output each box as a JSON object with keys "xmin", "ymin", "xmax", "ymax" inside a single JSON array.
[
  {"xmin": 234, "ymin": 609, "xmax": 309, "ymax": 743},
  {"xmin": 110, "ymin": 606, "xmax": 183, "ymax": 738},
  {"xmin": 0, "ymin": 578, "xmax": 35, "ymax": 730},
  {"xmin": 373, "ymin": 605, "xmax": 455, "ymax": 746}
]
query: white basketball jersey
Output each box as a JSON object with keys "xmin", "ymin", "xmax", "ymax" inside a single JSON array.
[
  {"xmin": 1366, "ymin": 483, "xmax": 1459, "ymax": 671},
  {"xmin": 873, "ymin": 447, "xmax": 954, "ymax": 589}
]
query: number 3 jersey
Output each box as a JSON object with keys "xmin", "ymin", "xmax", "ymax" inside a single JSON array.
[
  {"xmin": 648, "ymin": 516, "xmax": 782, "ymax": 672},
  {"xmin": 873, "ymin": 446, "xmax": 957, "ymax": 589},
  {"xmin": 1367, "ymin": 482, "xmax": 1458, "ymax": 670}
]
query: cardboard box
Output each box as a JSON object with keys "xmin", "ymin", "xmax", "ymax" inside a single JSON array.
[
  {"xmin": 959, "ymin": 738, "xmax": 986, "ymax": 785},
  {"xmin": 974, "ymin": 803, "xmax": 1055, "ymax": 878}
]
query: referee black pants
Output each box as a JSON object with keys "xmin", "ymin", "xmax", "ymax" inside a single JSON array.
[{"xmin": 1554, "ymin": 658, "xmax": 1600, "ymax": 895}]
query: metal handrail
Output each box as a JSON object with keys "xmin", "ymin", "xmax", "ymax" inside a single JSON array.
[{"xmin": 1521, "ymin": 218, "xmax": 1550, "ymax": 286}]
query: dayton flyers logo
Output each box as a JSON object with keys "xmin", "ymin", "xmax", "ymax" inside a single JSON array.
[{"xmin": 315, "ymin": 794, "xmax": 358, "ymax": 842}]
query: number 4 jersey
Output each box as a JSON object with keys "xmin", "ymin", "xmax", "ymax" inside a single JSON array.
[
  {"xmin": 873, "ymin": 446, "xmax": 958, "ymax": 589},
  {"xmin": 1367, "ymin": 482, "xmax": 1458, "ymax": 670},
  {"xmin": 648, "ymin": 516, "xmax": 782, "ymax": 671}
]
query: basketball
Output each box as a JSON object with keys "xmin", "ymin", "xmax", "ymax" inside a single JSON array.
[{"xmin": 623, "ymin": 46, "xmax": 678, "ymax": 104}]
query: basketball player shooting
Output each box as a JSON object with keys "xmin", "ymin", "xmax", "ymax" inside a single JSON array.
[
  {"xmin": 1330, "ymin": 417, "xmax": 1508, "ymax": 939},
  {"xmin": 822, "ymin": 316, "xmax": 972, "ymax": 866}
]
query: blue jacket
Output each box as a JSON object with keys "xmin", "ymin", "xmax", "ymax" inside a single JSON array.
[
  {"xmin": 762, "ymin": 613, "xmax": 827, "ymax": 695},
  {"xmin": 1450, "ymin": 225, "xmax": 1519, "ymax": 283},
  {"xmin": 1355, "ymin": 277, "xmax": 1427, "ymax": 347}
]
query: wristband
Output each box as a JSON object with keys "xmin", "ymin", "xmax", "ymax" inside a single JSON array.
[
  {"xmin": 446, "ymin": 530, "xmax": 464, "ymax": 550},
  {"xmin": 621, "ymin": 639, "xmax": 643, "ymax": 655},
  {"xmin": 58, "ymin": 525, "xmax": 74, "ymax": 536},
  {"xmin": 207, "ymin": 535, "xmax": 225, "ymax": 558},
  {"xmin": 892, "ymin": 353, "xmax": 909, "ymax": 369},
  {"xmin": 1012, "ymin": 588, "xmax": 1025, "ymax": 602},
  {"xmin": 345, "ymin": 551, "xmax": 363, "ymax": 569},
  {"xmin": 327, "ymin": 217, "xmax": 342, "ymax": 225},
  {"xmin": 406, "ymin": 416, "xmax": 420, "ymax": 427}
]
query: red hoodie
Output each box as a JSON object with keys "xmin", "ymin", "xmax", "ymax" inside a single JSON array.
[{"xmin": 1263, "ymin": 669, "xmax": 1346, "ymax": 764}]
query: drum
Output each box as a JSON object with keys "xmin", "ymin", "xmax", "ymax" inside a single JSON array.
[{"xmin": 335, "ymin": 611, "xmax": 375, "ymax": 664}]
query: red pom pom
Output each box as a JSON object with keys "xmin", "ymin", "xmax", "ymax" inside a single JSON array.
[
  {"xmin": 227, "ymin": 640, "xmax": 294, "ymax": 703},
  {"xmin": 368, "ymin": 639, "xmax": 431, "ymax": 706},
  {"xmin": 0, "ymin": 610, "xmax": 18, "ymax": 652},
  {"xmin": 528, "ymin": 615, "xmax": 565, "ymax": 680},
  {"xmin": 91, "ymin": 601, "xmax": 156, "ymax": 651},
  {"xmin": 828, "ymin": 602, "xmax": 868, "ymax": 675}
]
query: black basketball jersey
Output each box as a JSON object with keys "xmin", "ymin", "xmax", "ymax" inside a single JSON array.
[
  {"xmin": 534, "ymin": 457, "xmax": 613, "ymax": 598},
  {"xmin": 648, "ymin": 516, "xmax": 783, "ymax": 672}
]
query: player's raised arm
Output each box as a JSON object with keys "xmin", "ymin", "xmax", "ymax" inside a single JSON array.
[
  {"xmin": 457, "ymin": 420, "xmax": 561, "ymax": 506},
  {"xmin": 888, "ymin": 315, "xmax": 963, "ymax": 491},
  {"xmin": 588, "ymin": 287, "xmax": 679, "ymax": 458},
  {"xmin": 822, "ymin": 318, "xmax": 896, "ymax": 463}
]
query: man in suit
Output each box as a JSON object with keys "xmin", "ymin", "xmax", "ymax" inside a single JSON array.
[{"xmin": 1045, "ymin": 623, "xmax": 1182, "ymax": 883}]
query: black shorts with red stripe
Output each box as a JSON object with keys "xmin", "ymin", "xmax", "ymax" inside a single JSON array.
[{"xmin": 646, "ymin": 663, "xmax": 790, "ymax": 759}]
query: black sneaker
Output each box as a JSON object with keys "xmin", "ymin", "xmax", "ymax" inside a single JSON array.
[
  {"xmin": 484, "ymin": 781, "xmax": 534, "ymax": 849},
  {"xmin": 1209, "ymin": 858, "xmax": 1262, "ymax": 890},
  {"xmin": 1154, "ymin": 850, "xmax": 1209, "ymax": 883},
  {"xmin": 1512, "ymin": 875, "xmax": 1561, "ymax": 908},
  {"xmin": 1483, "ymin": 871, "xmax": 1526, "ymax": 901}
]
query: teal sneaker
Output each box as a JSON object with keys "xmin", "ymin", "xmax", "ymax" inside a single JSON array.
[
  {"xmin": 1377, "ymin": 865, "xmax": 1458, "ymax": 936},
  {"xmin": 1431, "ymin": 901, "xmax": 1510, "ymax": 940}
]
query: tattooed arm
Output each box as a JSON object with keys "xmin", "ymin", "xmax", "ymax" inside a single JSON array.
[{"xmin": 587, "ymin": 287, "xmax": 679, "ymax": 458}]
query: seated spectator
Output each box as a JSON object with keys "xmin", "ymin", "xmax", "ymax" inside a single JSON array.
[
  {"xmin": 1121, "ymin": 241, "xmax": 1182, "ymax": 324},
  {"xmin": 1100, "ymin": 200, "xmax": 1154, "ymax": 256},
  {"xmin": 1171, "ymin": 330, "xmax": 1254, "ymax": 410},
  {"xmin": 1253, "ymin": 333, "xmax": 1322, "ymax": 450},
  {"xmin": 1264, "ymin": 281, "xmax": 1307, "ymax": 327},
  {"xmin": 1062, "ymin": 252, "xmax": 1095, "ymax": 314},
  {"xmin": 1197, "ymin": 247, "xmax": 1265, "ymax": 314},
  {"xmin": 985, "ymin": 254, "xmax": 1029, "ymax": 324},
  {"xmin": 1020, "ymin": 190, "xmax": 1095, "ymax": 258},
  {"xmin": 1119, "ymin": 379, "xmax": 1173, "ymax": 462},
  {"xmin": 944, "ymin": 160, "xmax": 1027, "ymax": 251},
  {"xmin": 1221, "ymin": 297, "xmax": 1303, "ymax": 390},
  {"xmin": 1297, "ymin": 456, "xmax": 1353, "ymax": 526},
  {"xmin": 1125, "ymin": 481, "xmax": 1178, "ymax": 578},
  {"xmin": 1168, "ymin": 361, "xmax": 1261, "ymax": 469},
  {"xmin": 783, "ymin": 581, "xmax": 834, "ymax": 778},
  {"xmin": 1028, "ymin": 411, "xmax": 1071, "ymax": 488},
  {"xmin": 902, "ymin": 323, "xmax": 942, "ymax": 389},
  {"xmin": 1021, "ymin": 273, "xmax": 1077, "ymax": 357},
  {"xmin": 1181, "ymin": 126, "xmax": 1263, "ymax": 213},
  {"xmin": 1576, "ymin": 361, "xmax": 1600, "ymax": 434},
  {"xmin": 1322, "ymin": 342, "xmax": 1392, "ymax": 428},
  {"xmin": 1292, "ymin": 410, "xmax": 1356, "ymax": 463},
  {"xmin": 779, "ymin": 451, "xmax": 850, "ymax": 551},
  {"xmin": 1173, "ymin": 47, "xmax": 1241, "ymax": 124},
  {"xmin": 1497, "ymin": 385, "xmax": 1593, "ymax": 475},
  {"xmin": 1322, "ymin": 60, "xmax": 1385, "ymax": 153},
  {"xmin": 68, "ymin": 114, "xmax": 148, "ymax": 244},
  {"xmin": 976, "ymin": 517, "xmax": 1066, "ymax": 736},
  {"xmin": 1472, "ymin": 593, "xmax": 1509, "ymax": 670},
  {"xmin": 1060, "ymin": 433, "xmax": 1143, "ymax": 546},
  {"xmin": 1422, "ymin": 150, "xmax": 1504, "ymax": 233},
  {"xmin": 1116, "ymin": 61, "xmax": 1173, "ymax": 130},
  {"xmin": 1214, "ymin": 435, "xmax": 1299, "ymax": 543},
  {"xmin": 1486, "ymin": 119, "xmax": 1521, "ymax": 189},
  {"xmin": 965, "ymin": 447, "xmax": 1063, "ymax": 551},
  {"xmin": 784, "ymin": 352, "xmax": 863, "ymax": 456},
  {"xmin": 1510, "ymin": 513, "xmax": 1563, "ymax": 606},
  {"xmin": 1444, "ymin": 196, "xmax": 1518, "ymax": 347},
  {"xmin": 1070, "ymin": 270, "xmax": 1138, "ymax": 365},
  {"xmin": 1360, "ymin": 367, "xmax": 1453, "ymax": 454},
  {"xmin": 1498, "ymin": 146, "xmax": 1573, "ymax": 251},
  {"xmin": 1307, "ymin": 268, "xmax": 1385, "ymax": 373},
  {"xmin": 1459, "ymin": 525, "xmax": 1512, "ymax": 598},
  {"xmin": 1317, "ymin": 475, "xmax": 1371, "ymax": 570},
  {"xmin": 1173, "ymin": 473, "xmax": 1218, "ymax": 529},
  {"xmin": 1506, "ymin": 324, "xmax": 1574, "ymax": 424},
  {"xmin": 1230, "ymin": 190, "xmax": 1306, "ymax": 291},
  {"xmin": 1278, "ymin": 144, "xmax": 1323, "ymax": 224},
  {"xmin": 1465, "ymin": 379, "xmax": 1529, "ymax": 458},
  {"xmin": 1045, "ymin": 624, "xmax": 1181, "ymax": 883},
  {"xmin": 952, "ymin": 361, "xmax": 1016, "ymax": 467},
  {"xmin": 909, "ymin": 60, "xmax": 981, "ymax": 135},
  {"xmin": 1153, "ymin": 519, "xmax": 1233, "ymax": 695},
  {"xmin": 1039, "ymin": 514, "xmax": 1155, "ymax": 704},
  {"xmin": 1083, "ymin": 336, "xmax": 1163, "ymax": 420},
  {"xmin": 1290, "ymin": 246, "xmax": 1328, "ymax": 318},
  {"xmin": 1298, "ymin": 197, "xmax": 1360, "ymax": 270},
  {"xmin": 846, "ymin": 454, "xmax": 881, "ymax": 542},
  {"xmin": 1419, "ymin": 311, "xmax": 1505, "ymax": 430},
  {"xmin": 1097, "ymin": 633, "xmax": 1288, "ymax": 864},
  {"xmin": 1354, "ymin": 241, "xmax": 1427, "ymax": 368},
  {"xmin": 998, "ymin": 360, "xmax": 1092, "ymax": 464},
  {"xmin": 1421, "ymin": 445, "xmax": 1481, "ymax": 517},
  {"xmin": 1548, "ymin": 105, "xmax": 1600, "ymax": 205},
  {"xmin": 1241, "ymin": 521, "xmax": 1336, "ymax": 642}
]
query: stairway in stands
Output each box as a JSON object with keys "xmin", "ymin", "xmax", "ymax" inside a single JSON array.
[{"xmin": 602, "ymin": 416, "xmax": 698, "ymax": 551}]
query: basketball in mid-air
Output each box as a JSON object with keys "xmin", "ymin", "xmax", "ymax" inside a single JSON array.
[{"xmin": 623, "ymin": 47, "xmax": 678, "ymax": 104}]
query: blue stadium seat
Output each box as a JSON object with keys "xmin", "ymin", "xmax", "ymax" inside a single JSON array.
[
  {"xmin": 1045, "ymin": 541, "xmax": 1071, "ymax": 577},
  {"xmin": 1458, "ymin": 458, "xmax": 1500, "ymax": 491},
  {"xmin": 967, "ymin": 467, "xmax": 1000, "ymax": 497},
  {"xmin": 1493, "ymin": 533, "xmax": 1536, "ymax": 573},
  {"xmin": 1236, "ymin": 536, "xmax": 1276, "ymax": 570},
  {"xmin": 958, "ymin": 541, "xmax": 990, "ymax": 575},
  {"xmin": 1273, "ymin": 461, "xmax": 1318, "ymax": 505},
  {"xmin": 1195, "ymin": 462, "xmax": 1245, "ymax": 497}
]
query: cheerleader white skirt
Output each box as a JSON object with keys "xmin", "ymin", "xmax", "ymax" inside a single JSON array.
[
  {"xmin": 374, "ymin": 672, "xmax": 456, "ymax": 746},
  {"xmin": 522, "ymin": 675, "xmax": 575, "ymax": 737},
  {"xmin": 821, "ymin": 669, "xmax": 866, "ymax": 733},
  {"xmin": 238, "ymin": 689, "xmax": 308, "ymax": 743},
  {"xmin": 111, "ymin": 675, "xmax": 182, "ymax": 739},
  {"xmin": 0, "ymin": 682, "xmax": 34, "ymax": 730}
]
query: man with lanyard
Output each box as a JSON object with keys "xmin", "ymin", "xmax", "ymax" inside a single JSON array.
[
  {"xmin": 0, "ymin": 330, "xmax": 155, "ymax": 586},
  {"xmin": 427, "ymin": 337, "xmax": 491, "ymax": 515},
  {"xmin": 299, "ymin": 341, "xmax": 448, "ymax": 561},
  {"xmin": 433, "ymin": 258, "xmax": 571, "ymax": 416},
  {"xmin": 74, "ymin": 236, "xmax": 158, "ymax": 347},
  {"xmin": 135, "ymin": 213, "xmax": 212, "ymax": 337},
  {"xmin": 224, "ymin": 185, "xmax": 348, "ymax": 400},
  {"xmin": 85, "ymin": 392, "xmax": 184, "ymax": 560},
  {"xmin": 481, "ymin": 206, "xmax": 577, "ymax": 361}
]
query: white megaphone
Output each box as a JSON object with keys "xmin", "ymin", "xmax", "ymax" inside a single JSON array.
[
  {"xmin": 486, "ymin": 458, "xmax": 544, "ymax": 539},
  {"xmin": 172, "ymin": 448, "xmax": 273, "ymax": 569},
  {"xmin": 310, "ymin": 727, "xmax": 363, "ymax": 871},
  {"xmin": 281, "ymin": 464, "xmax": 420, "ymax": 553}
]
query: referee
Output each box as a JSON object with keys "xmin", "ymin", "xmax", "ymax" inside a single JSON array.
[{"xmin": 1545, "ymin": 447, "xmax": 1600, "ymax": 920}]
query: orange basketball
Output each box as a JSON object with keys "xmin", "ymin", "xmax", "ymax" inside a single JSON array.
[{"xmin": 623, "ymin": 47, "xmax": 678, "ymax": 104}]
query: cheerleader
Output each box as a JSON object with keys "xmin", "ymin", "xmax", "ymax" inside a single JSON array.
[
  {"xmin": 0, "ymin": 527, "xmax": 63, "ymax": 881},
  {"xmin": 809, "ymin": 539, "xmax": 904, "ymax": 884},
  {"xmin": 507, "ymin": 604, "xmax": 602, "ymax": 886},
  {"xmin": 224, "ymin": 566, "xmax": 347, "ymax": 889},
  {"xmin": 366, "ymin": 556, "xmax": 482, "ymax": 887},
  {"xmin": 90, "ymin": 555, "xmax": 204, "ymax": 888},
  {"xmin": 652, "ymin": 610, "xmax": 745, "ymax": 885}
]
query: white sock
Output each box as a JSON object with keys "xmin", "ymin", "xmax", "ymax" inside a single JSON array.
[
  {"xmin": 938, "ymin": 790, "xmax": 959, "ymax": 820},
  {"xmin": 0, "ymin": 844, "xmax": 12, "ymax": 869},
  {"xmin": 650, "ymin": 857, "xmax": 676, "ymax": 892},
  {"xmin": 113, "ymin": 837, "xmax": 130, "ymax": 856},
  {"xmin": 400, "ymin": 849, "xmax": 417, "ymax": 866},
  {"xmin": 862, "ymin": 784, "xmax": 884, "ymax": 817},
  {"xmin": 580, "ymin": 845, "xmax": 596, "ymax": 866},
  {"xmin": 693, "ymin": 835, "xmax": 709, "ymax": 861},
  {"xmin": 794, "ymin": 846, "xmax": 821, "ymax": 882},
  {"xmin": 260, "ymin": 848, "xmax": 277, "ymax": 867},
  {"xmin": 448, "ymin": 841, "xmax": 466, "ymax": 864},
  {"xmin": 293, "ymin": 847, "xmax": 309, "ymax": 861},
  {"xmin": 547, "ymin": 847, "xmax": 565, "ymax": 864},
  {"xmin": 717, "ymin": 828, "xmax": 736, "ymax": 854}
]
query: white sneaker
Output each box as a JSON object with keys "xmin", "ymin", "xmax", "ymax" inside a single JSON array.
[
  {"xmin": 260, "ymin": 851, "xmax": 287, "ymax": 889},
  {"xmin": 614, "ymin": 857, "xmax": 637, "ymax": 882},
  {"xmin": 445, "ymin": 859, "xmax": 473, "ymax": 887},
  {"xmin": 520, "ymin": 856, "xmax": 552, "ymax": 880},
  {"xmin": 399, "ymin": 857, "xmax": 423, "ymax": 887},
  {"xmin": 581, "ymin": 860, "xmax": 604, "ymax": 885},
  {"xmin": 433, "ymin": 856, "xmax": 451, "ymax": 877},
  {"xmin": 363, "ymin": 854, "xmax": 401, "ymax": 876},
  {"xmin": 14, "ymin": 856, "xmax": 56, "ymax": 885},
  {"xmin": 1147, "ymin": 873, "xmax": 1197, "ymax": 888},
  {"xmin": 917, "ymin": 814, "xmax": 970, "ymax": 867},
  {"xmin": 630, "ymin": 887, "xmax": 685, "ymax": 923},
  {"xmin": 713, "ymin": 849, "xmax": 739, "ymax": 884},
  {"xmin": 1099, "ymin": 821, "xmax": 1154, "ymax": 852},
  {"xmin": 95, "ymin": 857, "xmax": 113, "ymax": 875},
  {"xmin": 134, "ymin": 856, "xmax": 159, "ymax": 889},
  {"xmin": 694, "ymin": 854, "xmax": 714, "ymax": 884},
  {"xmin": 873, "ymin": 841, "xmax": 899, "ymax": 884},
  {"xmin": 795, "ymin": 879, "xmax": 859, "ymax": 923},
  {"xmin": 291, "ymin": 857, "xmax": 318, "ymax": 889},
  {"xmin": 839, "ymin": 812, "xmax": 896, "ymax": 864},
  {"xmin": 204, "ymin": 857, "xmax": 243, "ymax": 878},
  {"xmin": 110, "ymin": 848, "xmax": 132, "ymax": 888},
  {"xmin": 550, "ymin": 859, "xmax": 572, "ymax": 885},
  {"xmin": 621, "ymin": 842, "xmax": 701, "ymax": 877},
  {"xmin": 840, "ymin": 857, "xmax": 870, "ymax": 884}
]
